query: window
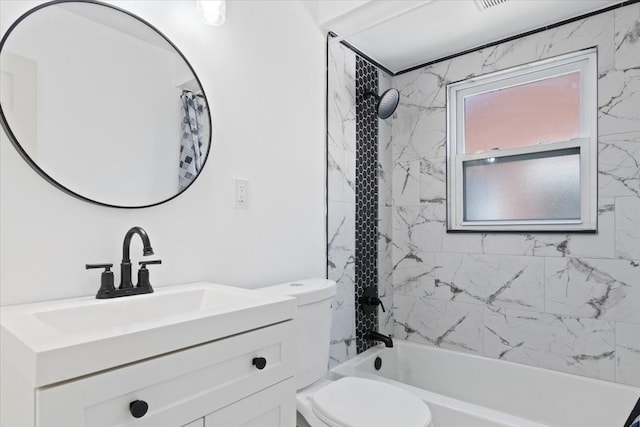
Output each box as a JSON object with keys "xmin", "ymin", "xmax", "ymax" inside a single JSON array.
[{"xmin": 446, "ymin": 49, "xmax": 597, "ymax": 232}]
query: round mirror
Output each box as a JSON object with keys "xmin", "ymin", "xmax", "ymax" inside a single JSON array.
[{"xmin": 0, "ymin": 1, "xmax": 211, "ymax": 208}]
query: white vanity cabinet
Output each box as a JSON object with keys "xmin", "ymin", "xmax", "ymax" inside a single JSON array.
[
  {"xmin": 1, "ymin": 283, "xmax": 298, "ymax": 427},
  {"xmin": 35, "ymin": 321, "xmax": 295, "ymax": 427},
  {"xmin": 204, "ymin": 377, "xmax": 295, "ymax": 426},
  {"xmin": 182, "ymin": 378, "xmax": 295, "ymax": 427}
]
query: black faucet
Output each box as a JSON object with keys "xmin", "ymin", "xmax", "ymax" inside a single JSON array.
[
  {"xmin": 366, "ymin": 330, "xmax": 394, "ymax": 348},
  {"xmin": 86, "ymin": 226, "xmax": 160, "ymax": 299},
  {"xmin": 120, "ymin": 226, "xmax": 154, "ymax": 289}
]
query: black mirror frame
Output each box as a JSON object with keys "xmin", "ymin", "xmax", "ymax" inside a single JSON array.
[{"xmin": 0, "ymin": 0, "xmax": 213, "ymax": 209}]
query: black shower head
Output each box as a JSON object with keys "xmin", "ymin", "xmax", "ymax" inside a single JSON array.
[{"xmin": 367, "ymin": 88, "xmax": 400, "ymax": 119}]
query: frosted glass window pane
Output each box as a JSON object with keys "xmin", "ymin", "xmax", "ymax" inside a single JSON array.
[
  {"xmin": 464, "ymin": 72, "xmax": 580, "ymax": 153},
  {"xmin": 463, "ymin": 149, "xmax": 580, "ymax": 222}
]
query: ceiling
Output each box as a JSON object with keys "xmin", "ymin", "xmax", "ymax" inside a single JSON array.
[{"xmin": 322, "ymin": 0, "xmax": 621, "ymax": 74}]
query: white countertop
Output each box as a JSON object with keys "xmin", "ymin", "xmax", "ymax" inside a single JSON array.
[{"xmin": 0, "ymin": 282, "xmax": 296, "ymax": 387}]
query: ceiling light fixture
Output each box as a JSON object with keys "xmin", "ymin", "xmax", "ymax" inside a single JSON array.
[{"xmin": 196, "ymin": 0, "xmax": 226, "ymax": 26}]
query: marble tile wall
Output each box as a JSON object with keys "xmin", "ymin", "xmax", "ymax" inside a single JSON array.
[
  {"xmin": 327, "ymin": 41, "xmax": 356, "ymax": 368},
  {"xmin": 328, "ymin": 41, "xmax": 397, "ymax": 362},
  {"xmin": 378, "ymin": 70, "xmax": 394, "ymax": 337},
  {"xmin": 389, "ymin": 4, "xmax": 640, "ymax": 386},
  {"xmin": 355, "ymin": 57, "xmax": 380, "ymax": 353}
]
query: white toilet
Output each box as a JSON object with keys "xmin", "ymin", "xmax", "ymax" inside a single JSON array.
[{"xmin": 259, "ymin": 278, "xmax": 433, "ymax": 427}]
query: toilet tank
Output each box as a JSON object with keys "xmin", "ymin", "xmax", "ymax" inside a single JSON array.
[{"xmin": 257, "ymin": 278, "xmax": 336, "ymax": 390}]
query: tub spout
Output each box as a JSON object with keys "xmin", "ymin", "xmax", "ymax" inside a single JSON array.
[{"xmin": 366, "ymin": 330, "xmax": 393, "ymax": 348}]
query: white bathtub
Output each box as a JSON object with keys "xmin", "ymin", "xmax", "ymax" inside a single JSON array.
[{"xmin": 330, "ymin": 340, "xmax": 640, "ymax": 427}]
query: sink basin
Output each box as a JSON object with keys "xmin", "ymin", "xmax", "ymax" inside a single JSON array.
[
  {"xmin": 1, "ymin": 282, "xmax": 295, "ymax": 387},
  {"xmin": 35, "ymin": 287, "xmax": 260, "ymax": 335}
]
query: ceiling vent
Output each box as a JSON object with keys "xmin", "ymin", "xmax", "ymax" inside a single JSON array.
[{"xmin": 475, "ymin": 0, "xmax": 509, "ymax": 11}]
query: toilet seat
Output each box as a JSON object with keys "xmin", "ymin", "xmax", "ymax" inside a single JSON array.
[{"xmin": 309, "ymin": 377, "xmax": 432, "ymax": 427}]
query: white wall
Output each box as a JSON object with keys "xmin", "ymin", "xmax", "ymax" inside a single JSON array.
[{"xmin": 0, "ymin": 0, "xmax": 326, "ymax": 305}]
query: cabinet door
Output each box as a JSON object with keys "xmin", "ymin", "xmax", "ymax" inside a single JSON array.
[
  {"xmin": 205, "ymin": 378, "xmax": 295, "ymax": 427},
  {"xmin": 37, "ymin": 322, "xmax": 294, "ymax": 427}
]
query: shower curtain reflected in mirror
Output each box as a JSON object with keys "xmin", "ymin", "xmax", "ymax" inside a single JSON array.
[{"xmin": 179, "ymin": 90, "xmax": 208, "ymax": 190}]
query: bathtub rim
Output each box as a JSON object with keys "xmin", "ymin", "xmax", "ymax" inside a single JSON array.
[
  {"xmin": 330, "ymin": 339, "xmax": 640, "ymax": 427},
  {"xmin": 332, "ymin": 339, "xmax": 640, "ymax": 394},
  {"xmin": 330, "ymin": 365, "xmax": 548, "ymax": 427}
]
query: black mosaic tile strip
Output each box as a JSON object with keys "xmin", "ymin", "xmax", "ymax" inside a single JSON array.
[{"xmin": 355, "ymin": 56, "xmax": 379, "ymax": 353}]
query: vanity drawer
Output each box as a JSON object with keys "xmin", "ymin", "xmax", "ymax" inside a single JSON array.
[
  {"xmin": 36, "ymin": 321, "xmax": 294, "ymax": 427},
  {"xmin": 204, "ymin": 377, "xmax": 295, "ymax": 426}
]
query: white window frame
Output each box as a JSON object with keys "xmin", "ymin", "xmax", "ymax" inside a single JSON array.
[{"xmin": 446, "ymin": 48, "xmax": 598, "ymax": 232}]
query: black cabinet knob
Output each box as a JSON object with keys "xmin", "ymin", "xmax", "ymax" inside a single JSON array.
[
  {"xmin": 129, "ymin": 400, "xmax": 148, "ymax": 418},
  {"xmin": 252, "ymin": 357, "xmax": 267, "ymax": 370}
]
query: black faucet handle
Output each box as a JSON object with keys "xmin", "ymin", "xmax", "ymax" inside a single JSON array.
[
  {"xmin": 137, "ymin": 260, "xmax": 161, "ymax": 289},
  {"xmin": 359, "ymin": 288, "xmax": 386, "ymax": 313},
  {"xmin": 139, "ymin": 260, "xmax": 162, "ymax": 267},
  {"xmin": 87, "ymin": 263, "xmax": 115, "ymax": 299},
  {"xmin": 86, "ymin": 263, "xmax": 113, "ymax": 271}
]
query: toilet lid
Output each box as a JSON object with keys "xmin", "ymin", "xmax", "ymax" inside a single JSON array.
[{"xmin": 310, "ymin": 377, "xmax": 431, "ymax": 427}]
